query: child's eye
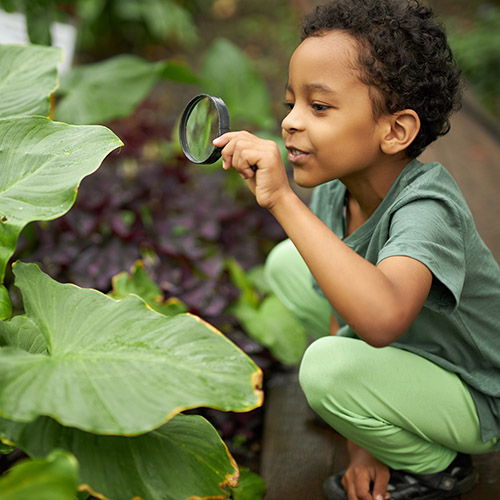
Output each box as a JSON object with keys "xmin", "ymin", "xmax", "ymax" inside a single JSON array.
[
  {"xmin": 312, "ymin": 103, "xmax": 330, "ymax": 112},
  {"xmin": 283, "ymin": 102, "xmax": 294, "ymax": 113}
]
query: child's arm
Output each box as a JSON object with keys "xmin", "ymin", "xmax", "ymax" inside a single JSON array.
[
  {"xmin": 330, "ymin": 314, "xmax": 340, "ymax": 335},
  {"xmin": 213, "ymin": 132, "xmax": 432, "ymax": 347},
  {"xmin": 271, "ymin": 189, "xmax": 432, "ymax": 346}
]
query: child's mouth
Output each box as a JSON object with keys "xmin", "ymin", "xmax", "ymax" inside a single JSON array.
[{"xmin": 287, "ymin": 147, "xmax": 309, "ymax": 164}]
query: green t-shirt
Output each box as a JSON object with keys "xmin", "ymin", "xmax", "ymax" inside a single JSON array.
[{"xmin": 309, "ymin": 158, "xmax": 500, "ymax": 445}]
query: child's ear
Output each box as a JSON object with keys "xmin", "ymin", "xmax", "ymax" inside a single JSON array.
[{"xmin": 380, "ymin": 109, "xmax": 420, "ymax": 155}]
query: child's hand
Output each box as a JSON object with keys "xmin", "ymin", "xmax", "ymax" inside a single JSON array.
[
  {"xmin": 342, "ymin": 461, "xmax": 390, "ymax": 500},
  {"xmin": 213, "ymin": 131, "xmax": 293, "ymax": 210},
  {"xmin": 343, "ymin": 442, "xmax": 391, "ymax": 500}
]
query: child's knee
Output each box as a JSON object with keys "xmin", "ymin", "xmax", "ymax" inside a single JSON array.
[
  {"xmin": 300, "ymin": 337, "xmax": 344, "ymax": 408},
  {"xmin": 299, "ymin": 337, "xmax": 366, "ymax": 412},
  {"xmin": 299, "ymin": 339, "xmax": 326, "ymax": 410}
]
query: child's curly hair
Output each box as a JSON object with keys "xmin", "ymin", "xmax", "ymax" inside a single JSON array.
[{"xmin": 301, "ymin": 0, "xmax": 463, "ymax": 157}]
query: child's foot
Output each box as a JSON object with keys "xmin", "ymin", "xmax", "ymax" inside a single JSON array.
[{"xmin": 323, "ymin": 453, "xmax": 477, "ymax": 500}]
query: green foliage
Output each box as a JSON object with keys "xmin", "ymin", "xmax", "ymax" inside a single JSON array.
[
  {"xmin": 0, "ymin": 118, "xmax": 121, "ymax": 281},
  {"xmin": 0, "ymin": 44, "xmax": 122, "ymax": 317},
  {"xmin": 0, "ymin": 44, "xmax": 61, "ymax": 118},
  {"xmin": 447, "ymin": 5, "xmax": 500, "ymax": 116},
  {"xmin": 0, "ymin": 43, "xmax": 265, "ymax": 499},
  {"xmin": 0, "ymin": 449, "xmax": 78, "ymax": 500},
  {"xmin": 0, "ymin": 288, "xmax": 11, "ymax": 328},
  {"xmin": 110, "ymin": 260, "xmax": 188, "ymax": 316},
  {"xmin": 0, "ymin": 262, "xmax": 262, "ymax": 434},
  {"xmin": 55, "ymin": 54, "xmax": 197, "ymax": 125},
  {"xmin": 0, "ymin": 1, "xmax": 17, "ymax": 13},
  {"xmin": 4, "ymin": 0, "xmax": 198, "ymax": 50},
  {"xmin": 0, "ymin": 415, "xmax": 240, "ymax": 500},
  {"xmin": 231, "ymin": 467, "xmax": 267, "ymax": 500},
  {"xmin": 201, "ymin": 38, "xmax": 275, "ymax": 131},
  {"xmin": 227, "ymin": 259, "xmax": 308, "ymax": 365},
  {"xmin": 0, "ymin": 443, "xmax": 14, "ymax": 455},
  {"xmin": 23, "ymin": 0, "xmax": 55, "ymax": 46},
  {"xmin": 118, "ymin": 0, "xmax": 198, "ymax": 46}
]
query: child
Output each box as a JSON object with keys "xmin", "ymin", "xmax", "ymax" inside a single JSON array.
[{"xmin": 213, "ymin": 0, "xmax": 500, "ymax": 499}]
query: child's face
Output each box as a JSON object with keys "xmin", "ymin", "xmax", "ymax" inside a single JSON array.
[{"xmin": 282, "ymin": 31, "xmax": 387, "ymax": 188}]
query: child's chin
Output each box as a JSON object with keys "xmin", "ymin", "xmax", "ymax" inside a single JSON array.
[{"xmin": 293, "ymin": 171, "xmax": 317, "ymax": 189}]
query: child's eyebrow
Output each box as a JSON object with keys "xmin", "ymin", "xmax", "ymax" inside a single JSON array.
[
  {"xmin": 304, "ymin": 82, "xmax": 338, "ymax": 96},
  {"xmin": 285, "ymin": 82, "xmax": 338, "ymax": 97}
]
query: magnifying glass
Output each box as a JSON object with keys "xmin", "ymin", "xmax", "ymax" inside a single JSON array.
[
  {"xmin": 179, "ymin": 94, "xmax": 230, "ymax": 164},
  {"xmin": 179, "ymin": 93, "xmax": 256, "ymax": 170}
]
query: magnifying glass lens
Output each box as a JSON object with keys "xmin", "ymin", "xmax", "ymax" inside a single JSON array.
[
  {"xmin": 179, "ymin": 94, "xmax": 230, "ymax": 165},
  {"xmin": 185, "ymin": 97, "xmax": 219, "ymax": 162}
]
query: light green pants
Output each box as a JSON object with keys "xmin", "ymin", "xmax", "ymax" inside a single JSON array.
[{"xmin": 265, "ymin": 239, "xmax": 498, "ymax": 474}]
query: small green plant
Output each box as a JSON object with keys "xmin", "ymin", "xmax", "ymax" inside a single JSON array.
[
  {"xmin": 226, "ymin": 259, "xmax": 308, "ymax": 365},
  {"xmin": 0, "ymin": 449, "xmax": 79, "ymax": 500},
  {"xmin": 0, "ymin": 43, "xmax": 264, "ymax": 500}
]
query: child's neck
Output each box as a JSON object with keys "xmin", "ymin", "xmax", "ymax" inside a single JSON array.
[{"xmin": 343, "ymin": 155, "xmax": 412, "ymax": 236}]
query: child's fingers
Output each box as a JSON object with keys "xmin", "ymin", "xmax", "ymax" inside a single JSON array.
[
  {"xmin": 215, "ymin": 133, "xmax": 237, "ymax": 171},
  {"xmin": 342, "ymin": 470, "xmax": 371, "ymax": 500},
  {"xmin": 217, "ymin": 133, "xmax": 261, "ymax": 177},
  {"xmin": 371, "ymin": 468, "xmax": 390, "ymax": 500},
  {"xmin": 212, "ymin": 131, "xmax": 243, "ymax": 148},
  {"xmin": 231, "ymin": 140, "xmax": 260, "ymax": 175}
]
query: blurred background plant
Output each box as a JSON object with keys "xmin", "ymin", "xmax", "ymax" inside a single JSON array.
[{"xmin": 431, "ymin": 0, "xmax": 500, "ymax": 119}]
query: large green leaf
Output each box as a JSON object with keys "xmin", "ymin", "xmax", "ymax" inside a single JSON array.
[
  {"xmin": 0, "ymin": 116, "xmax": 122, "ymax": 290},
  {"xmin": 0, "ymin": 449, "xmax": 79, "ymax": 500},
  {"xmin": 0, "ymin": 262, "xmax": 263, "ymax": 435},
  {"xmin": 0, "ymin": 44, "xmax": 62, "ymax": 119},
  {"xmin": 54, "ymin": 55, "xmax": 197, "ymax": 125},
  {"xmin": 201, "ymin": 39, "xmax": 274, "ymax": 131},
  {"xmin": 0, "ymin": 414, "xmax": 238, "ymax": 500},
  {"xmin": 0, "ymin": 313, "xmax": 47, "ymax": 354}
]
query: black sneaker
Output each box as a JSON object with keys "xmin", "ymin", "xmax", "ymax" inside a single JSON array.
[{"xmin": 323, "ymin": 453, "xmax": 478, "ymax": 500}]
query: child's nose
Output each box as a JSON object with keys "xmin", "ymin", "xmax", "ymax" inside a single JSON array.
[{"xmin": 281, "ymin": 106, "xmax": 304, "ymax": 133}]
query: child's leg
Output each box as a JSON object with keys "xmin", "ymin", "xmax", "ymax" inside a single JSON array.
[
  {"xmin": 299, "ymin": 336, "xmax": 498, "ymax": 474},
  {"xmin": 265, "ymin": 238, "xmax": 331, "ymax": 338}
]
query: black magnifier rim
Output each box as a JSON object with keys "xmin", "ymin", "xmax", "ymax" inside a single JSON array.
[{"xmin": 179, "ymin": 93, "xmax": 231, "ymax": 164}]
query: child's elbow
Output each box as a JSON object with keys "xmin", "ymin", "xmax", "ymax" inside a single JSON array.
[
  {"xmin": 364, "ymin": 335, "xmax": 397, "ymax": 348},
  {"xmin": 355, "ymin": 311, "xmax": 409, "ymax": 348}
]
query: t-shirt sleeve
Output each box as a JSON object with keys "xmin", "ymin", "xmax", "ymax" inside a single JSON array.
[{"xmin": 377, "ymin": 198, "xmax": 466, "ymax": 313}]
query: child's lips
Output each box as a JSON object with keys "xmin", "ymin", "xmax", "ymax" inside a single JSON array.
[{"xmin": 287, "ymin": 146, "xmax": 309, "ymax": 164}]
